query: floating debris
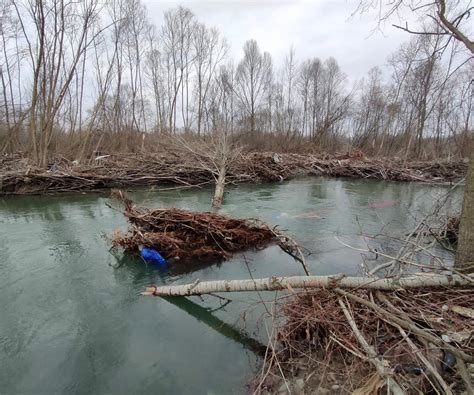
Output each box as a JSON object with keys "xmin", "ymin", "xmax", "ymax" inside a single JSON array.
[{"xmin": 110, "ymin": 190, "xmax": 279, "ymax": 263}]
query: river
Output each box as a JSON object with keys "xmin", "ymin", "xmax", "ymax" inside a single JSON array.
[{"xmin": 0, "ymin": 177, "xmax": 459, "ymax": 394}]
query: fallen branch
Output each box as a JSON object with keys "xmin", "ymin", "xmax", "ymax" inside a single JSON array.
[
  {"xmin": 337, "ymin": 288, "xmax": 474, "ymax": 363},
  {"xmin": 110, "ymin": 190, "xmax": 279, "ymax": 262},
  {"xmin": 339, "ymin": 298, "xmax": 405, "ymax": 395},
  {"xmin": 142, "ymin": 273, "xmax": 473, "ymax": 296},
  {"xmin": 1, "ymin": 152, "xmax": 467, "ymax": 195},
  {"xmin": 271, "ymin": 231, "xmax": 311, "ymax": 276},
  {"xmin": 260, "ymin": 286, "xmax": 474, "ymax": 394},
  {"xmin": 395, "ymin": 324, "xmax": 453, "ymax": 395}
]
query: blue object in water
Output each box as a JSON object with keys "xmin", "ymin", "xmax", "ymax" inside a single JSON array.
[{"xmin": 141, "ymin": 247, "xmax": 167, "ymax": 266}]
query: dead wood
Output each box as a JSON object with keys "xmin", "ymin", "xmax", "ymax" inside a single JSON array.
[
  {"xmin": 0, "ymin": 152, "xmax": 468, "ymax": 195},
  {"xmin": 256, "ymin": 286, "xmax": 474, "ymax": 394},
  {"xmin": 142, "ymin": 273, "xmax": 472, "ymax": 296},
  {"xmin": 109, "ymin": 189, "xmax": 279, "ymax": 262}
]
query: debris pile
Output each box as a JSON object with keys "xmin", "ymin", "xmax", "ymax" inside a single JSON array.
[
  {"xmin": 0, "ymin": 152, "xmax": 467, "ymax": 195},
  {"xmin": 110, "ymin": 190, "xmax": 278, "ymax": 262},
  {"xmin": 256, "ymin": 286, "xmax": 474, "ymax": 394}
]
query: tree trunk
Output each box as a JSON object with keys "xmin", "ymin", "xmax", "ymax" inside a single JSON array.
[
  {"xmin": 211, "ymin": 163, "xmax": 226, "ymax": 208},
  {"xmin": 142, "ymin": 273, "xmax": 472, "ymax": 297},
  {"xmin": 456, "ymin": 140, "xmax": 474, "ymax": 273}
]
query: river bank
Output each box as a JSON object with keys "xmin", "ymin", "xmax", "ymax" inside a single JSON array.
[
  {"xmin": 0, "ymin": 152, "xmax": 468, "ymax": 195},
  {"xmin": 252, "ymin": 286, "xmax": 474, "ymax": 395}
]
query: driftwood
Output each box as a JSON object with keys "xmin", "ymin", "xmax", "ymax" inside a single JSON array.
[
  {"xmin": 110, "ymin": 190, "xmax": 310, "ymax": 270},
  {"xmin": 258, "ymin": 286, "xmax": 474, "ymax": 394},
  {"xmin": 338, "ymin": 297, "xmax": 405, "ymax": 395},
  {"xmin": 145, "ymin": 272, "xmax": 473, "ymax": 393},
  {"xmin": 141, "ymin": 273, "xmax": 473, "ymax": 296},
  {"xmin": 0, "ymin": 152, "xmax": 467, "ymax": 195},
  {"xmin": 110, "ymin": 190, "xmax": 279, "ymax": 262}
]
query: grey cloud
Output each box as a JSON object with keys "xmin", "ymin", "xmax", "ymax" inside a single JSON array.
[{"xmin": 143, "ymin": 0, "xmax": 416, "ymax": 84}]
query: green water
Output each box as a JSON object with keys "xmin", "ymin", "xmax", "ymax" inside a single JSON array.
[{"xmin": 0, "ymin": 178, "xmax": 459, "ymax": 394}]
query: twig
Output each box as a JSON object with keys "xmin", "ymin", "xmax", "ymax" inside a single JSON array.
[
  {"xmin": 335, "ymin": 289, "xmax": 473, "ymax": 363},
  {"xmin": 395, "ymin": 324, "xmax": 453, "ymax": 395},
  {"xmin": 338, "ymin": 297, "xmax": 405, "ymax": 395}
]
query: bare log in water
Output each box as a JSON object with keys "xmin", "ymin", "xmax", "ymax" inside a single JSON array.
[{"xmin": 142, "ymin": 273, "xmax": 473, "ymax": 296}]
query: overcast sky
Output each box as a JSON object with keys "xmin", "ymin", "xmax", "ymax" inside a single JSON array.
[{"xmin": 142, "ymin": 0, "xmax": 417, "ymax": 85}]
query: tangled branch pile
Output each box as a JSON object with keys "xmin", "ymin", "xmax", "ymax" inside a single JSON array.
[
  {"xmin": 0, "ymin": 152, "xmax": 467, "ymax": 195},
  {"xmin": 110, "ymin": 190, "xmax": 278, "ymax": 262},
  {"xmin": 256, "ymin": 286, "xmax": 474, "ymax": 394},
  {"xmin": 0, "ymin": 152, "xmax": 213, "ymax": 194}
]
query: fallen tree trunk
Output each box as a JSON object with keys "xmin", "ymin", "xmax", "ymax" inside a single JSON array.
[{"xmin": 142, "ymin": 273, "xmax": 473, "ymax": 296}]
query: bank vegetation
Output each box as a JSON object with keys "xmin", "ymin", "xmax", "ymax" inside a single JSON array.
[{"xmin": 0, "ymin": 1, "xmax": 472, "ymax": 166}]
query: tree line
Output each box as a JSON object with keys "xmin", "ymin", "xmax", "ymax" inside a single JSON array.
[{"xmin": 0, "ymin": 0, "xmax": 472, "ymax": 165}]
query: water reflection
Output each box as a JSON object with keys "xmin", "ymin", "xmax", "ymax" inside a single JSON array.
[{"xmin": 163, "ymin": 297, "xmax": 267, "ymax": 357}]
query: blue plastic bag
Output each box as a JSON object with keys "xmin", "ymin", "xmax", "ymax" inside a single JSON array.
[{"xmin": 140, "ymin": 247, "xmax": 167, "ymax": 266}]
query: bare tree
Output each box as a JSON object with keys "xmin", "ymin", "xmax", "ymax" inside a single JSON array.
[
  {"xmin": 317, "ymin": 58, "xmax": 351, "ymax": 147},
  {"xmin": 123, "ymin": 0, "xmax": 149, "ymax": 133},
  {"xmin": 161, "ymin": 6, "xmax": 196, "ymax": 133},
  {"xmin": 234, "ymin": 40, "xmax": 272, "ymax": 134},
  {"xmin": 283, "ymin": 46, "xmax": 297, "ymax": 133},
  {"xmin": 145, "ymin": 25, "xmax": 169, "ymax": 133},
  {"xmin": 178, "ymin": 130, "xmax": 242, "ymax": 208},
  {"xmin": 357, "ymin": 0, "xmax": 473, "ymax": 53},
  {"xmin": 192, "ymin": 24, "xmax": 228, "ymax": 135},
  {"xmin": 358, "ymin": 0, "xmax": 474, "ymax": 270},
  {"xmin": 306, "ymin": 58, "xmax": 324, "ymax": 139},
  {"xmin": 0, "ymin": 0, "xmax": 24, "ymax": 152},
  {"xmin": 217, "ymin": 63, "xmax": 236, "ymax": 133},
  {"xmin": 298, "ymin": 59, "xmax": 313, "ymax": 136},
  {"xmin": 11, "ymin": 0, "xmax": 103, "ymax": 166},
  {"xmin": 352, "ymin": 67, "xmax": 388, "ymax": 154}
]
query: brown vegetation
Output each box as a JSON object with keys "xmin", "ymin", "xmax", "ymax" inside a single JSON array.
[
  {"xmin": 254, "ymin": 286, "xmax": 474, "ymax": 394},
  {"xmin": 1, "ymin": 1, "xmax": 472, "ymax": 167},
  {"xmin": 0, "ymin": 151, "xmax": 467, "ymax": 195},
  {"xmin": 110, "ymin": 190, "xmax": 278, "ymax": 262}
]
